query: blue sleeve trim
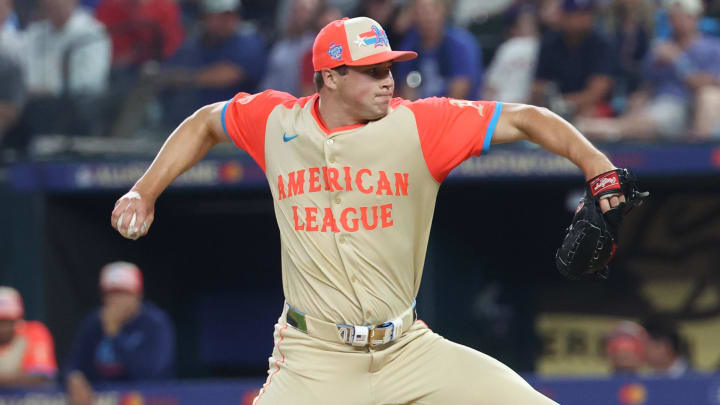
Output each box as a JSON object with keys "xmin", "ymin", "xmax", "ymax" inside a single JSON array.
[
  {"xmin": 483, "ymin": 102, "xmax": 503, "ymax": 153},
  {"xmin": 221, "ymin": 100, "xmax": 233, "ymax": 144}
]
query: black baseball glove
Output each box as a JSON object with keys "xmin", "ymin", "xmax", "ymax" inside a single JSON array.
[{"xmin": 555, "ymin": 169, "xmax": 649, "ymax": 280}]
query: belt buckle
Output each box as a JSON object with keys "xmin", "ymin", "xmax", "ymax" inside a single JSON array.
[
  {"xmin": 369, "ymin": 320, "xmax": 400, "ymax": 348},
  {"xmin": 339, "ymin": 317, "xmax": 405, "ymax": 347},
  {"xmin": 338, "ymin": 325, "xmax": 370, "ymax": 347}
]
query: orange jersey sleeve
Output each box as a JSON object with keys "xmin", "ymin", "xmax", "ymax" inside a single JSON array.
[
  {"xmin": 222, "ymin": 90, "xmax": 299, "ymax": 172},
  {"xmin": 17, "ymin": 321, "xmax": 58, "ymax": 378},
  {"xmin": 405, "ymin": 98, "xmax": 503, "ymax": 182}
]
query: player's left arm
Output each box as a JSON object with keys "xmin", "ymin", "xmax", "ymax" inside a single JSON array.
[{"xmin": 492, "ymin": 103, "xmax": 623, "ymax": 212}]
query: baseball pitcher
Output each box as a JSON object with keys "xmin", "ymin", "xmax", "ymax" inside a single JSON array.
[{"xmin": 111, "ymin": 17, "xmax": 646, "ymax": 404}]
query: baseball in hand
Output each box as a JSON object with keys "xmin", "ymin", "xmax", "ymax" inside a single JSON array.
[
  {"xmin": 128, "ymin": 212, "xmax": 137, "ymax": 237},
  {"xmin": 116, "ymin": 212, "xmax": 138, "ymax": 238}
]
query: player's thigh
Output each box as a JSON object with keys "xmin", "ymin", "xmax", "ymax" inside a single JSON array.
[
  {"xmin": 418, "ymin": 339, "xmax": 558, "ymax": 405},
  {"xmin": 376, "ymin": 323, "xmax": 558, "ymax": 405},
  {"xmin": 252, "ymin": 323, "xmax": 373, "ymax": 405}
]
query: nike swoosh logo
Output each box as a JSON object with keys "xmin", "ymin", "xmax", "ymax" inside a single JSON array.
[{"xmin": 283, "ymin": 133, "xmax": 299, "ymax": 142}]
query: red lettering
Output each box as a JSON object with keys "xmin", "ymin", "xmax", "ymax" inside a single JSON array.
[
  {"xmin": 288, "ymin": 170, "xmax": 305, "ymax": 197},
  {"xmin": 321, "ymin": 167, "xmax": 333, "ymax": 191},
  {"xmin": 305, "ymin": 207, "xmax": 319, "ymax": 231},
  {"xmin": 343, "ymin": 166, "xmax": 353, "ymax": 191},
  {"xmin": 321, "ymin": 207, "xmax": 340, "ymax": 233},
  {"xmin": 325, "ymin": 167, "xmax": 343, "ymax": 191},
  {"xmin": 360, "ymin": 206, "xmax": 378, "ymax": 230},
  {"xmin": 308, "ymin": 167, "xmax": 321, "ymax": 192},
  {"xmin": 376, "ymin": 170, "xmax": 393, "ymax": 196},
  {"xmin": 340, "ymin": 207, "xmax": 359, "ymax": 232},
  {"xmin": 356, "ymin": 169, "xmax": 373, "ymax": 194},
  {"xmin": 277, "ymin": 175, "xmax": 286, "ymax": 200},
  {"xmin": 292, "ymin": 206, "xmax": 304, "ymax": 230},
  {"xmin": 394, "ymin": 173, "xmax": 409, "ymax": 196},
  {"xmin": 380, "ymin": 203, "xmax": 393, "ymax": 228}
]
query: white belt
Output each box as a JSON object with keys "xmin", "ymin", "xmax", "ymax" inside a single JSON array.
[{"xmin": 284, "ymin": 300, "xmax": 417, "ymax": 347}]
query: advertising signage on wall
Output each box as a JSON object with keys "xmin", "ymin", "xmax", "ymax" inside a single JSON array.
[{"xmin": 8, "ymin": 143, "xmax": 720, "ymax": 192}]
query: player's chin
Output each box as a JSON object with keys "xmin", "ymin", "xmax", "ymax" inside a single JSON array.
[
  {"xmin": 366, "ymin": 108, "xmax": 389, "ymax": 121},
  {"xmin": 368, "ymin": 100, "xmax": 391, "ymax": 118}
]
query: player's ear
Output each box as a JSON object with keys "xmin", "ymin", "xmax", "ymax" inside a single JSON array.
[{"xmin": 322, "ymin": 68, "xmax": 340, "ymax": 90}]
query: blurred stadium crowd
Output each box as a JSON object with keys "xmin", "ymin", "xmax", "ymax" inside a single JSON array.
[
  {"xmin": 0, "ymin": 264, "xmax": 699, "ymax": 397},
  {"xmin": 0, "ymin": 0, "xmax": 719, "ymax": 161},
  {"xmin": 1, "ymin": 263, "xmax": 175, "ymax": 404}
]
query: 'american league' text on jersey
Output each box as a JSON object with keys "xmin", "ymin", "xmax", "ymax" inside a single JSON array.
[{"xmin": 222, "ymin": 90, "xmax": 502, "ymax": 326}]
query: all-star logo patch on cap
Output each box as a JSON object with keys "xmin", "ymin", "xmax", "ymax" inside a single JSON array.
[{"xmin": 312, "ymin": 17, "xmax": 417, "ymax": 71}]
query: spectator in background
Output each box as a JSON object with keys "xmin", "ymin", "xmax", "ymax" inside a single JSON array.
[
  {"xmin": 452, "ymin": 0, "xmax": 514, "ymax": 28},
  {"xmin": 161, "ymin": 0, "xmax": 266, "ymax": 126},
  {"xmin": 0, "ymin": 0, "xmax": 20, "ymax": 55},
  {"xmin": 260, "ymin": 0, "xmax": 320, "ymax": 96},
  {"xmin": 9, "ymin": 0, "xmax": 110, "ymax": 143},
  {"xmin": 81, "ymin": 0, "xmax": 101, "ymax": 10},
  {"xmin": 0, "ymin": 52, "xmax": 24, "ymax": 150},
  {"xmin": 538, "ymin": 0, "xmax": 563, "ymax": 32},
  {"xmin": 298, "ymin": 2, "xmax": 342, "ymax": 96},
  {"xmin": 23, "ymin": 0, "xmax": 110, "ymax": 100},
  {"xmin": 0, "ymin": 0, "xmax": 24, "ymax": 149},
  {"xmin": 395, "ymin": 0, "xmax": 483, "ymax": 100},
  {"xmin": 483, "ymin": 4, "xmax": 539, "ymax": 103},
  {"xmin": 0, "ymin": 286, "xmax": 58, "ymax": 387},
  {"xmin": 644, "ymin": 318, "xmax": 691, "ymax": 377},
  {"xmin": 600, "ymin": 0, "xmax": 655, "ymax": 98},
  {"xmin": 65, "ymin": 262, "xmax": 175, "ymax": 405},
  {"xmin": 578, "ymin": 0, "xmax": 720, "ymax": 140},
  {"xmin": 605, "ymin": 320, "xmax": 647, "ymax": 375},
  {"xmin": 95, "ymin": 0, "xmax": 184, "ymax": 69},
  {"xmin": 234, "ymin": 0, "xmax": 279, "ymax": 40},
  {"xmin": 532, "ymin": 0, "xmax": 615, "ymax": 121},
  {"xmin": 358, "ymin": 0, "xmax": 413, "ymax": 48}
]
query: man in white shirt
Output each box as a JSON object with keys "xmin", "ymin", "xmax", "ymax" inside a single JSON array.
[
  {"xmin": 483, "ymin": 6, "xmax": 539, "ymax": 103},
  {"xmin": 22, "ymin": 0, "xmax": 110, "ymax": 98},
  {"xmin": 6, "ymin": 0, "xmax": 111, "ymax": 144}
]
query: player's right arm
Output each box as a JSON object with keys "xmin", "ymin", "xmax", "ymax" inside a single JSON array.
[{"xmin": 111, "ymin": 102, "xmax": 228, "ymax": 239}]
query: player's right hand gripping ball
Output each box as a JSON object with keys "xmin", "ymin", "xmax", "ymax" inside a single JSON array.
[{"xmin": 555, "ymin": 168, "xmax": 649, "ymax": 280}]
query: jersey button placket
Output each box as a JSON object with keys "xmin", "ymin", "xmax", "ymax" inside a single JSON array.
[
  {"xmin": 324, "ymin": 136, "xmax": 343, "ymax": 238},
  {"xmin": 325, "ymin": 135, "xmax": 365, "ymax": 312}
]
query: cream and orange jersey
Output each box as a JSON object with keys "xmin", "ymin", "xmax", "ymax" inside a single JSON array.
[
  {"xmin": 223, "ymin": 90, "xmax": 502, "ymax": 326},
  {"xmin": 0, "ymin": 321, "xmax": 58, "ymax": 378}
]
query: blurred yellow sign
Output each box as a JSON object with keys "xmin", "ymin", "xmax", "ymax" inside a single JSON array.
[{"xmin": 536, "ymin": 313, "xmax": 720, "ymax": 375}]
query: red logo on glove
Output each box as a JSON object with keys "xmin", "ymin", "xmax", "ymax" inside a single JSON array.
[{"xmin": 590, "ymin": 172, "xmax": 621, "ymax": 197}]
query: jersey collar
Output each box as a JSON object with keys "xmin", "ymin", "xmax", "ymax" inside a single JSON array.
[{"xmin": 311, "ymin": 94, "xmax": 367, "ymax": 136}]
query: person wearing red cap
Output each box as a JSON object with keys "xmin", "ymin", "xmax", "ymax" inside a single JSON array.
[
  {"xmin": 111, "ymin": 15, "xmax": 628, "ymax": 404},
  {"xmin": 0, "ymin": 286, "xmax": 58, "ymax": 387},
  {"xmin": 64, "ymin": 262, "xmax": 175, "ymax": 405},
  {"xmin": 605, "ymin": 320, "xmax": 648, "ymax": 375}
]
